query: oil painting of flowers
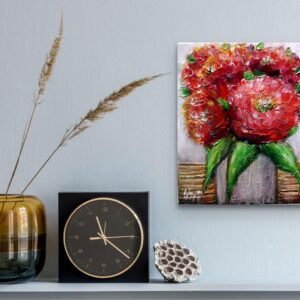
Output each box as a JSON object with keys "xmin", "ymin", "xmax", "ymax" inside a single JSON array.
[{"xmin": 178, "ymin": 43, "xmax": 300, "ymax": 204}]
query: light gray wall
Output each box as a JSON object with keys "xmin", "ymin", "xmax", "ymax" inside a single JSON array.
[{"xmin": 1, "ymin": 0, "xmax": 300, "ymax": 299}]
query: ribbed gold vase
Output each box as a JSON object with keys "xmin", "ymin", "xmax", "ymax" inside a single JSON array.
[{"xmin": 0, "ymin": 195, "xmax": 46, "ymax": 283}]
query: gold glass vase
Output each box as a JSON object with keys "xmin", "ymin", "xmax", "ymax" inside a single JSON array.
[{"xmin": 0, "ymin": 195, "xmax": 46, "ymax": 283}]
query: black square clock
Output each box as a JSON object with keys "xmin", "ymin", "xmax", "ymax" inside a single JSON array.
[{"xmin": 58, "ymin": 192, "xmax": 149, "ymax": 283}]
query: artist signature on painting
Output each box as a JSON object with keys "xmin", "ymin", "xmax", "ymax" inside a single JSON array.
[{"xmin": 183, "ymin": 189, "xmax": 203, "ymax": 202}]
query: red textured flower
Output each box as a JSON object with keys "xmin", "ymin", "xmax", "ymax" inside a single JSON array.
[
  {"xmin": 229, "ymin": 76, "xmax": 299, "ymax": 143},
  {"xmin": 250, "ymin": 46, "xmax": 300, "ymax": 84},
  {"xmin": 183, "ymin": 93, "xmax": 229, "ymax": 146},
  {"xmin": 181, "ymin": 43, "xmax": 251, "ymax": 96}
]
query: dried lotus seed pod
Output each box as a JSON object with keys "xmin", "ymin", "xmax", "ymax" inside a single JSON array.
[{"xmin": 153, "ymin": 240, "xmax": 201, "ymax": 283}]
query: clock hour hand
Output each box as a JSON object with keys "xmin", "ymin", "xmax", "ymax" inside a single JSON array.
[
  {"xmin": 97, "ymin": 233, "xmax": 130, "ymax": 259},
  {"xmin": 96, "ymin": 216, "xmax": 107, "ymax": 246},
  {"xmin": 90, "ymin": 236, "xmax": 101, "ymax": 240}
]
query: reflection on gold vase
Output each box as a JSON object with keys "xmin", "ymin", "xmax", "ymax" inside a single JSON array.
[{"xmin": 0, "ymin": 195, "xmax": 46, "ymax": 283}]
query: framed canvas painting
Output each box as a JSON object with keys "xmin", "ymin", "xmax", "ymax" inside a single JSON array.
[{"xmin": 177, "ymin": 42, "xmax": 300, "ymax": 205}]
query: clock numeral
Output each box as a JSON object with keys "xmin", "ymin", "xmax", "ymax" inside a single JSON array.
[
  {"xmin": 125, "ymin": 219, "xmax": 134, "ymax": 227},
  {"xmin": 78, "ymin": 248, "xmax": 83, "ymax": 254},
  {"xmin": 86, "ymin": 258, "xmax": 93, "ymax": 268},
  {"xmin": 69, "ymin": 234, "xmax": 80, "ymax": 239},
  {"xmin": 115, "ymin": 258, "xmax": 121, "ymax": 264},
  {"xmin": 101, "ymin": 206, "xmax": 108, "ymax": 212},
  {"xmin": 86, "ymin": 206, "xmax": 93, "ymax": 215},
  {"xmin": 126, "ymin": 249, "xmax": 130, "ymax": 254},
  {"xmin": 74, "ymin": 219, "xmax": 85, "ymax": 227},
  {"xmin": 101, "ymin": 262, "xmax": 107, "ymax": 268}
]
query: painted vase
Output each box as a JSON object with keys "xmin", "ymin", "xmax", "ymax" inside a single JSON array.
[
  {"xmin": 0, "ymin": 195, "xmax": 46, "ymax": 283},
  {"xmin": 178, "ymin": 162, "xmax": 216, "ymax": 204}
]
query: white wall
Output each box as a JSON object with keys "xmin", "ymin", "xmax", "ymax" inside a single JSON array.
[{"xmin": 1, "ymin": 0, "xmax": 300, "ymax": 299}]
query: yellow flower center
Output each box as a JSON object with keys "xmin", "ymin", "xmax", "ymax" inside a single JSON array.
[{"xmin": 253, "ymin": 96, "xmax": 277, "ymax": 112}]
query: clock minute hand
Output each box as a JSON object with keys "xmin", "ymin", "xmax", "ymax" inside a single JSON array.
[
  {"xmin": 105, "ymin": 238, "xmax": 131, "ymax": 259},
  {"xmin": 103, "ymin": 221, "xmax": 107, "ymax": 235},
  {"xmin": 106, "ymin": 235, "xmax": 136, "ymax": 239},
  {"xmin": 89, "ymin": 235, "xmax": 136, "ymax": 240},
  {"xmin": 97, "ymin": 233, "xmax": 130, "ymax": 259},
  {"xmin": 96, "ymin": 216, "xmax": 107, "ymax": 246}
]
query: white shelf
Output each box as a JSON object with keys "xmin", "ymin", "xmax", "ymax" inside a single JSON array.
[{"xmin": 2, "ymin": 280, "xmax": 300, "ymax": 293}]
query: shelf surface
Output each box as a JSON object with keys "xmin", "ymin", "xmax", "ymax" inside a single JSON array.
[{"xmin": 2, "ymin": 280, "xmax": 300, "ymax": 293}]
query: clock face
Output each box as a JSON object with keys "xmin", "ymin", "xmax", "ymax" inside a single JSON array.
[{"xmin": 63, "ymin": 197, "xmax": 144, "ymax": 278}]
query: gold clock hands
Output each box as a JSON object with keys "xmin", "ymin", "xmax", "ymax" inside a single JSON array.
[
  {"xmin": 103, "ymin": 221, "xmax": 107, "ymax": 235},
  {"xmin": 96, "ymin": 216, "xmax": 107, "ymax": 246},
  {"xmin": 89, "ymin": 235, "xmax": 136, "ymax": 240},
  {"xmin": 89, "ymin": 236, "xmax": 101, "ymax": 240},
  {"xmin": 97, "ymin": 233, "xmax": 130, "ymax": 259},
  {"xmin": 106, "ymin": 235, "xmax": 136, "ymax": 239},
  {"xmin": 105, "ymin": 239, "xmax": 131, "ymax": 259}
]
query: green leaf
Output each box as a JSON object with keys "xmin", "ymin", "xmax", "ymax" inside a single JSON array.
[
  {"xmin": 217, "ymin": 98, "xmax": 230, "ymax": 111},
  {"xmin": 261, "ymin": 143, "xmax": 300, "ymax": 189},
  {"xmin": 256, "ymin": 42, "xmax": 264, "ymax": 50},
  {"xmin": 253, "ymin": 69, "xmax": 265, "ymax": 77},
  {"xmin": 186, "ymin": 54, "xmax": 196, "ymax": 64},
  {"xmin": 286, "ymin": 47, "xmax": 293, "ymax": 55},
  {"xmin": 181, "ymin": 86, "xmax": 190, "ymax": 98},
  {"xmin": 221, "ymin": 43, "xmax": 230, "ymax": 49},
  {"xmin": 202, "ymin": 137, "xmax": 234, "ymax": 193},
  {"xmin": 244, "ymin": 71, "xmax": 254, "ymax": 80},
  {"xmin": 227, "ymin": 142, "xmax": 259, "ymax": 202},
  {"xmin": 296, "ymin": 84, "xmax": 300, "ymax": 94},
  {"xmin": 288, "ymin": 126, "xmax": 298, "ymax": 137},
  {"xmin": 295, "ymin": 66, "xmax": 300, "ymax": 74}
]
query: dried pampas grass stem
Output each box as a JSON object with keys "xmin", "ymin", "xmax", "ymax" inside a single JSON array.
[
  {"xmin": 21, "ymin": 74, "xmax": 163, "ymax": 193},
  {"xmin": 5, "ymin": 16, "xmax": 63, "ymax": 194},
  {"xmin": 37, "ymin": 17, "xmax": 63, "ymax": 98},
  {"xmin": 67, "ymin": 75, "xmax": 162, "ymax": 141}
]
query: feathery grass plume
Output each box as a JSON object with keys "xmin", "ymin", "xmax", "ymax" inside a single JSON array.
[
  {"xmin": 21, "ymin": 74, "xmax": 163, "ymax": 193},
  {"xmin": 37, "ymin": 16, "xmax": 63, "ymax": 98},
  {"xmin": 5, "ymin": 16, "xmax": 63, "ymax": 194},
  {"xmin": 67, "ymin": 75, "xmax": 162, "ymax": 141}
]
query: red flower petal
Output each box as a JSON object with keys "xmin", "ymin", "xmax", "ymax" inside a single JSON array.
[
  {"xmin": 183, "ymin": 94, "xmax": 229, "ymax": 146},
  {"xmin": 229, "ymin": 76, "xmax": 299, "ymax": 143}
]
